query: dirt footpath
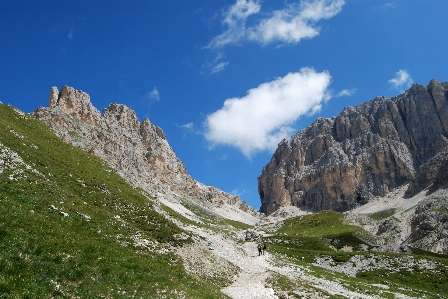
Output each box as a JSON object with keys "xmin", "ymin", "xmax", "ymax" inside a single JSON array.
[{"xmin": 222, "ymin": 241, "xmax": 277, "ymax": 299}]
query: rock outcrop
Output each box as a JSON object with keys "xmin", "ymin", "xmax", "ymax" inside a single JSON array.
[
  {"xmin": 34, "ymin": 86, "xmax": 257, "ymax": 216},
  {"xmin": 258, "ymin": 80, "xmax": 448, "ymax": 215},
  {"xmin": 407, "ymin": 196, "xmax": 448, "ymax": 253},
  {"xmin": 345, "ymin": 186, "xmax": 448, "ymax": 254}
]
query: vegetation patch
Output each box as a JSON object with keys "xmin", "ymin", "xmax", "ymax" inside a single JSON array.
[
  {"xmin": 180, "ymin": 199, "xmax": 251, "ymax": 232},
  {"xmin": 273, "ymin": 210, "xmax": 363, "ymax": 250},
  {"xmin": 0, "ymin": 104, "xmax": 229, "ymax": 298},
  {"xmin": 429, "ymin": 208, "xmax": 448, "ymax": 215},
  {"xmin": 369, "ymin": 208, "xmax": 396, "ymax": 221},
  {"xmin": 160, "ymin": 202, "xmax": 206, "ymax": 229},
  {"xmin": 263, "ymin": 210, "xmax": 448, "ymax": 298},
  {"xmin": 356, "ymin": 258, "xmax": 448, "ymax": 298},
  {"xmin": 266, "ymin": 271, "xmax": 350, "ymax": 299},
  {"xmin": 67, "ymin": 130, "xmax": 81, "ymax": 141}
]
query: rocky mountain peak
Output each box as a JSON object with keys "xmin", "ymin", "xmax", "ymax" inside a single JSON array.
[
  {"xmin": 258, "ymin": 80, "xmax": 448, "ymax": 215},
  {"xmin": 34, "ymin": 86, "xmax": 257, "ymax": 218},
  {"xmin": 101, "ymin": 102, "xmax": 142, "ymax": 137},
  {"xmin": 49, "ymin": 85, "xmax": 101, "ymax": 126},
  {"xmin": 140, "ymin": 118, "xmax": 166, "ymax": 140},
  {"xmin": 103, "ymin": 102, "xmax": 138, "ymax": 124}
]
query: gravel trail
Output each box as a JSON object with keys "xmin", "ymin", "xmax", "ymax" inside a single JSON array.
[
  {"xmin": 162, "ymin": 198, "xmax": 422, "ymax": 299},
  {"xmin": 186, "ymin": 225, "xmax": 414, "ymax": 299},
  {"xmin": 222, "ymin": 241, "xmax": 277, "ymax": 299}
]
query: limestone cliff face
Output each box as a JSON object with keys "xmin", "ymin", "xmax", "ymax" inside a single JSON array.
[
  {"xmin": 259, "ymin": 80, "xmax": 448, "ymax": 215},
  {"xmin": 34, "ymin": 86, "xmax": 256, "ymax": 215}
]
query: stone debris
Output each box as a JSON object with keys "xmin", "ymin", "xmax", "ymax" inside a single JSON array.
[
  {"xmin": 76, "ymin": 212, "xmax": 91, "ymax": 221},
  {"xmin": 313, "ymin": 254, "xmax": 440, "ymax": 277},
  {"xmin": 0, "ymin": 142, "xmax": 43, "ymax": 179}
]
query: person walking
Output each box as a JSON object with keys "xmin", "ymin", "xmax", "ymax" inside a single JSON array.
[
  {"xmin": 263, "ymin": 243, "xmax": 266, "ymax": 255},
  {"xmin": 257, "ymin": 244, "xmax": 262, "ymax": 256}
]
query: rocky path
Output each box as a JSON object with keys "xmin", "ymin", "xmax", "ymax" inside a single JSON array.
[
  {"xmin": 188, "ymin": 225, "xmax": 386, "ymax": 299},
  {"xmin": 166, "ymin": 200, "xmax": 419, "ymax": 299},
  {"xmin": 222, "ymin": 242, "xmax": 276, "ymax": 299},
  {"xmin": 221, "ymin": 240, "xmax": 382, "ymax": 299}
]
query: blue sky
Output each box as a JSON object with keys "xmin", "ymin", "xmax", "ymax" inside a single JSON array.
[{"xmin": 1, "ymin": 0, "xmax": 447, "ymax": 210}]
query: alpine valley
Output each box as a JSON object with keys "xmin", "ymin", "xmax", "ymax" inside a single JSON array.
[{"xmin": 1, "ymin": 80, "xmax": 447, "ymax": 298}]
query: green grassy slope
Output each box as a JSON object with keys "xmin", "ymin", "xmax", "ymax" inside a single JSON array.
[
  {"xmin": 262, "ymin": 211, "xmax": 448, "ymax": 298},
  {"xmin": 0, "ymin": 104, "xmax": 229, "ymax": 298}
]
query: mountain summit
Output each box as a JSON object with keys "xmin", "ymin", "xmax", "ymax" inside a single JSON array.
[
  {"xmin": 34, "ymin": 86, "xmax": 257, "ymax": 219},
  {"xmin": 259, "ymin": 80, "xmax": 448, "ymax": 215}
]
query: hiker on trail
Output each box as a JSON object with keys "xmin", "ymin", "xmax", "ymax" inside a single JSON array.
[
  {"xmin": 257, "ymin": 244, "xmax": 262, "ymax": 256},
  {"xmin": 263, "ymin": 243, "xmax": 266, "ymax": 255}
]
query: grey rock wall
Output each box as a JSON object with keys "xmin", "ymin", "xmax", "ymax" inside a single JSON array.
[{"xmin": 259, "ymin": 80, "xmax": 448, "ymax": 215}]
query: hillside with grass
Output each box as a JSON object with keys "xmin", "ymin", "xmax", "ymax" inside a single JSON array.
[
  {"xmin": 261, "ymin": 210, "xmax": 448, "ymax": 298},
  {"xmin": 0, "ymin": 103, "xmax": 229, "ymax": 298}
]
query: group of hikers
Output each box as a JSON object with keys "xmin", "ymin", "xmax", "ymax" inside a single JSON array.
[{"xmin": 257, "ymin": 243, "xmax": 266, "ymax": 256}]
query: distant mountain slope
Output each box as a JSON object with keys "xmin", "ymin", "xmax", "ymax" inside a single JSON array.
[
  {"xmin": 33, "ymin": 86, "xmax": 256, "ymax": 219},
  {"xmin": 259, "ymin": 80, "xmax": 448, "ymax": 215}
]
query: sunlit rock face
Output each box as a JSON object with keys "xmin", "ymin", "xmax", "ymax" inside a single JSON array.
[
  {"xmin": 34, "ymin": 86, "xmax": 257, "ymax": 216},
  {"xmin": 259, "ymin": 80, "xmax": 448, "ymax": 215}
]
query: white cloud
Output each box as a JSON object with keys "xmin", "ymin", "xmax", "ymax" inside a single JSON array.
[
  {"xmin": 249, "ymin": 0, "xmax": 345, "ymax": 44},
  {"xmin": 205, "ymin": 0, "xmax": 261, "ymax": 48},
  {"xmin": 212, "ymin": 61, "xmax": 230, "ymax": 74},
  {"xmin": 202, "ymin": 52, "xmax": 230, "ymax": 74},
  {"xmin": 149, "ymin": 86, "xmax": 160, "ymax": 101},
  {"xmin": 178, "ymin": 122, "xmax": 201, "ymax": 138},
  {"xmin": 206, "ymin": 0, "xmax": 344, "ymax": 48},
  {"xmin": 181, "ymin": 122, "xmax": 194, "ymax": 130},
  {"xmin": 389, "ymin": 70, "xmax": 413, "ymax": 91},
  {"xmin": 379, "ymin": 2, "xmax": 395, "ymax": 12},
  {"xmin": 230, "ymin": 188, "xmax": 249, "ymax": 197},
  {"xmin": 204, "ymin": 67, "xmax": 331, "ymax": 157},
  {"xmin": 336, "ymin": 88, "xmax": 356, "ymax": 97}
]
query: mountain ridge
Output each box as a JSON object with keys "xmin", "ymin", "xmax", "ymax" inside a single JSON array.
[
  {"xmin": 258, "ymin": 79, "xmax": 448, "ymax": 215},
  {"xmin": 33, "ymin": 86, "xmax": 258, "ymax": 222}
]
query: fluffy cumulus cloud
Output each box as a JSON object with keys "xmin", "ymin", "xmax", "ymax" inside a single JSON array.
[
  {"xmin": 204, "ymin": 68, "xmax": 331, "ymax": 157},
  {"xmin": 206, "ymin": 0, "xmax": 344, "ymax": 48},
  {"xmin": 389, "ymin": 70, "xmax": 413, "ymax": 92}
]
